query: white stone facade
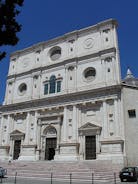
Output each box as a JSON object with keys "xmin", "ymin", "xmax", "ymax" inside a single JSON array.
[{"xmin": 0, "ymin": 19, "xmax": 131, "ymax": 164}]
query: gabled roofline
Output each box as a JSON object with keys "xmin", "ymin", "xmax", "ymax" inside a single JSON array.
[{"xmin": 10, "ymin": 19, "xmax": 118, "ymax": 58}]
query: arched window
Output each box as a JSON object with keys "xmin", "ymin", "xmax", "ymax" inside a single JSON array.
[{"xmin": 44, "ymin": 75, "xmax": 62, "ymax": 95}]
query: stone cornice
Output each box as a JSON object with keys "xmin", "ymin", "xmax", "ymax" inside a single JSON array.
[
  {"xmin": 100, "ymin": 139, "xmax": 124, "ymax": 144},
  {"xmin": 8, "ymin": 47, "xmax": 116, "ymax": 80},
  {"xmin": 122, "ymin": 83, "xmax": 138, "ymax": 89},
  {"xmin": 0, "ymin": 84, "xmax": 121, "ymax": 113},
  {"xmin": 10, "ymin": 19, "xmax": 117, "ymax": 58}
]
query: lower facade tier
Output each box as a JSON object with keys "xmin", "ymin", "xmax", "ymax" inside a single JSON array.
[{"xmin": 0, "ymin": 138, "xmax": 125, "ymax": 165}]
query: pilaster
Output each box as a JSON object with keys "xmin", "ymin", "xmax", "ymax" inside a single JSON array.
[
  {"xmin": 6, "ymin": 115, "xmax": 10, "ymax": 144},
  {"xmin": 63, "ymin": 106, "xmax": 67, "ymax": 142},
  {"xmin": 114, "ymin": 99, "xmax": 119, "ymax": 136},
  {"xmin": 0, "ymin": 116, "xmax": 4, "ymax": 146},
  {"xmin": 72, "ymin": 105, "xmax": 77, "ymax": 141},
  {"xmin": 24, "ymin": 112, "xmax": 30, "ymax": 144},
  {"xmin": 103, "ymin": 100, "xmax": 108, "ymax": 138}
]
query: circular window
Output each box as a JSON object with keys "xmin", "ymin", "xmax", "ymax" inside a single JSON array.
[
  {"xmin": 83, "ymin": 67, "xmax": 96, "ymax": 81},
  {"xmin": 18, "ymin": 83, "xmax": 27, "ymax": 95},
  {"xmin": 49, "ymin": 46, "xmax": 61, "ymax": 61}
]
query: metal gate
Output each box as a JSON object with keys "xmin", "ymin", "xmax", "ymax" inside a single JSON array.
[
  {"xmin": 13, "ymin": 140, "xmax": 21, "ymax": 160},
  {"xmin": 45, "ymin": 138, "xmax": 57, "ymax": 160},
  {"xmin": 85, "ymin": 136, "xmax": 96, "ymax": 160}
]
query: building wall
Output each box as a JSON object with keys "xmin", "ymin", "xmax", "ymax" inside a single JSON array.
[
  {"xmin": 0, "ymin": 19, "xmax": 125, "ymax": 163},
  {"xmin": 4, "ymin": 19, "xmax": 120, "ymax": 105},
  {"xmin": 123, "ymin": 87, "xmax": 138, "ymax": 166}
]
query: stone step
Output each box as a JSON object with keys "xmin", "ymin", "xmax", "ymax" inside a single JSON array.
[{"xmin": 0, "ymin": 160, "xmax": 122, "ymax": 183}]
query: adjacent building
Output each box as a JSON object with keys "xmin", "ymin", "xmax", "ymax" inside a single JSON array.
[{"xmin": 0, "ymin": 19, "xmax": 137, "ymax": 165}]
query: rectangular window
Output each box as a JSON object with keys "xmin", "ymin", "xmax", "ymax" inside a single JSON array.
[
  {"xmin": 128, "ymin": 109, "xmax": 136, "ymax": 118},
  {"xmin": 49, "ymin": 82, "xmax": 55, "ymax": 94},
  {"xmin": 44, "ymin": 83, "xmax": 48, "ymax": 95},
  {"xmin": 57, "ymin": 81, "xmax": 61, "ymax": 92}
]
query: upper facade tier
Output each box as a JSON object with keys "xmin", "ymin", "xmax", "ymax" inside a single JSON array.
[
  {"xmin": 4, "ymin": 19, "xmax": 121, "ymax": 105},
  {"xmin": 9, "ymin": 19, "xmax": 118, "ymax": 76}
]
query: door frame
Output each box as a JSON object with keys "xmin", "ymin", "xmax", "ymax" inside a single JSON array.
[
  {"xmin": 13, "ymin": 140, "xmax": 21, "ymax": 160},
  {"xmin": 45, "ymin": 137, "xmax": 57, "ymax": 160}
]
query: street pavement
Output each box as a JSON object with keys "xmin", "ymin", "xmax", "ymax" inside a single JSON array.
[{"xmin": 1, "ymin": 176, "xmax": 138, "ymax": 184}]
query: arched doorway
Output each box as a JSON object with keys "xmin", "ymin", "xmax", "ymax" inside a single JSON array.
[{"xmin": 44, "ymin": 126, "xmax": 57, "ymax": 160}]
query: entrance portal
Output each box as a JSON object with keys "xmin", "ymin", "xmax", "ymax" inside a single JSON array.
[
  {"xmin": 13, "ymin": 140, "xmax": 21, "ymax": 160},
  {"xmin": 85, "ymin": 136, "xmax": 96, "ymax": 160},
  {"xmin": 45, "ymin": 138, "xmax": 57, "ymax": 160}
]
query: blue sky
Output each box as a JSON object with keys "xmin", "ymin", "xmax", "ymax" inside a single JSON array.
[{"xmin": 0, "ymin": 0, "xmax": 138, "ymax": 104}]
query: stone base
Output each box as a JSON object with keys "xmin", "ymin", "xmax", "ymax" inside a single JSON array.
[
  {"xmin": 54, "ymin": 142, "xmax": 80, "ymax": 161},
  {"xmin": 0, "ymin": 146, "xmax": 9, "ymax": 161},
  {"xmin": 18, "ymin": 155, "xmax": 36, "ymax": 161},
  {"xmin": 54, "ymin": 155, "xmax": 79, "ymax": 161},
  {"xmin": 98, "ymin": 139, "xmax": 125, "ymax": 165},
  {"xmin": 97, "ymin": 153, "xmax": 124, "ymax": 164},
  {"xmin": 19, "ymin": 145, "xmax": 36, "ymax": 161}
]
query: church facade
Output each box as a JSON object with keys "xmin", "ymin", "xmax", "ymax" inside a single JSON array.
[{"xmin": 0, "ymin": 19, "xmax": 137, "ymax": 165}]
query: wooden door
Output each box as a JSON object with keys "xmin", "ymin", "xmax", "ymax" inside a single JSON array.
[
  {"xmin": 85, "ymin": 136, "xmax": 96, "ymax": 160},
  {"xmin": 13, "ymin": 140, "xmax": 21, "ymax": 160},
  {"xmin": 45, "ymin": 138, "xmax": 57, "ymax": 160}
]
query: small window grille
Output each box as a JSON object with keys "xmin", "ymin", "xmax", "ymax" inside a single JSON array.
[{"xmin": 128, "ymin": 109, "xmax": 136, "ymax": 118}]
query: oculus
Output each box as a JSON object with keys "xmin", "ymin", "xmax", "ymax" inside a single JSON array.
[
  {"xmin": 83, "ymin": 67, "xmax": 96, "ymax": 81},
  {"xmin": 49, "ymin": 46, "xmax": 61, "ymax": 61},
  {"xmin": 18, "ymin": 83, "xmax": 27, "ymax": 95}
]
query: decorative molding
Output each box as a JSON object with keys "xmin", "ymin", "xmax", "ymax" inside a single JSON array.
[
  {"xmin": 79, "ymin": 122, "xmax": 102, "ymax": 136},
  {"xmin": 10, "ymin": 19, "xmax": 117, "ymax": 58},
  {"xmin": 22, "ymin": 144, "xmax": 37, "ymax": 148},
  {"xmin": 7, "ymin": 47, "xmax": 116, "ymax": 80},
  {"xmin": 83, "ymin": 38, "xmax": 95, "ymax": 49},
  {"xmin": 0, "ymin": 84, "xmax": 121, "ymax": 113},
  {"xmin": 10, "ymin": 130, "xmax": 25, "ymax": 140},
  {"xmin": 100, "ymin": 139, "xmax": 124, "ymax": 144}
]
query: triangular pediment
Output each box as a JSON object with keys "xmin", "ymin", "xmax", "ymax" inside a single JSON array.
[
  {"xmin": 10, "ymin": 129, "xmax": 25, "ymax": 136},
  {"xmin": 79, "ymin": 122, "xmax": 102, "ymax": 136},
  {"xmin": 79, "ymin": 122, "xmax": 101, "ymax": 130}
]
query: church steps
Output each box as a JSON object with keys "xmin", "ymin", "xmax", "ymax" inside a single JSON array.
[{"xmin": 0, "ymin": 160, "xmax": 121, "ymax": 182}]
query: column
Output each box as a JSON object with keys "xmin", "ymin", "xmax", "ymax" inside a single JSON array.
[
  {"xmin": 102, "ymin": 59, "xmax": 107, "ymax": 85},
  {"xmin": 57, "ymin": 116, "xmax": 62, "ymax": 146},
  {"xmin": 4, "ymin": 84, "xmax": 9, "ymax": 104},
  {"xmin": 103, "ymin": 100, "xmax": 108, "ymax": 138},
  {"xmin": 72, "ymin": 105, "xmax": 77, "ymax": 141},
  {"xmin": 114, "ymin": 99, "xmax": 120, "ymax": 136},
  {"xmin": 74, "ymin": 65, "xmax": 77, "ymax": 91},
  {"xmin": 9, "ymin": 140, "xmax": 14, "ymax": 158},
  {"xmin": 9, "ymin": 115, "xmax": 14, "ymax": 157},
  {"xmin": 33, "ymin": 111, "xmax": 38, "ymax": 144},
  {"xmin": 120, "ymin": 97, "xmax": 125, "ymax": 138},
  {"xmin": 113, "ymin": 27, "xmax": 121, "ymax": 83},
  {"xmin": 39, "ymin": 72, "xmax": 43, "ymax": 98},
  {"xmin": 112, "ymin": 57, "xmax": 117, "ymax": 82},
  {"xmin": 63, "ymin": 106, "xmax": 67, "ymax": 142},
  {"xmin": 25, "ymin": 112, "xmax": 30, "ymax": 145},
  {"xmin": 96, "ymin": 135, "xmax": 100, "ymax": 154},
  {"xmin": 0, "ymin": 116, "xmax": 4, "ymax": 146},
  {"xmin": 79, "ymin": 135, "xmax": 83, "ymax": 160},
  {"xmin": 65, "ymin": 67, "xmax": 68, "ymax": 92},
  {"xmin": 11, "ymin": 79, "xmax": 15, "ymax": 103},
  {"xmin": 37, "ymin": 119, "xmax": 41, "ymax": 150},
  {"xmin": 6, "ymin": 115, "xmax": 10, "ymax": 144}
]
